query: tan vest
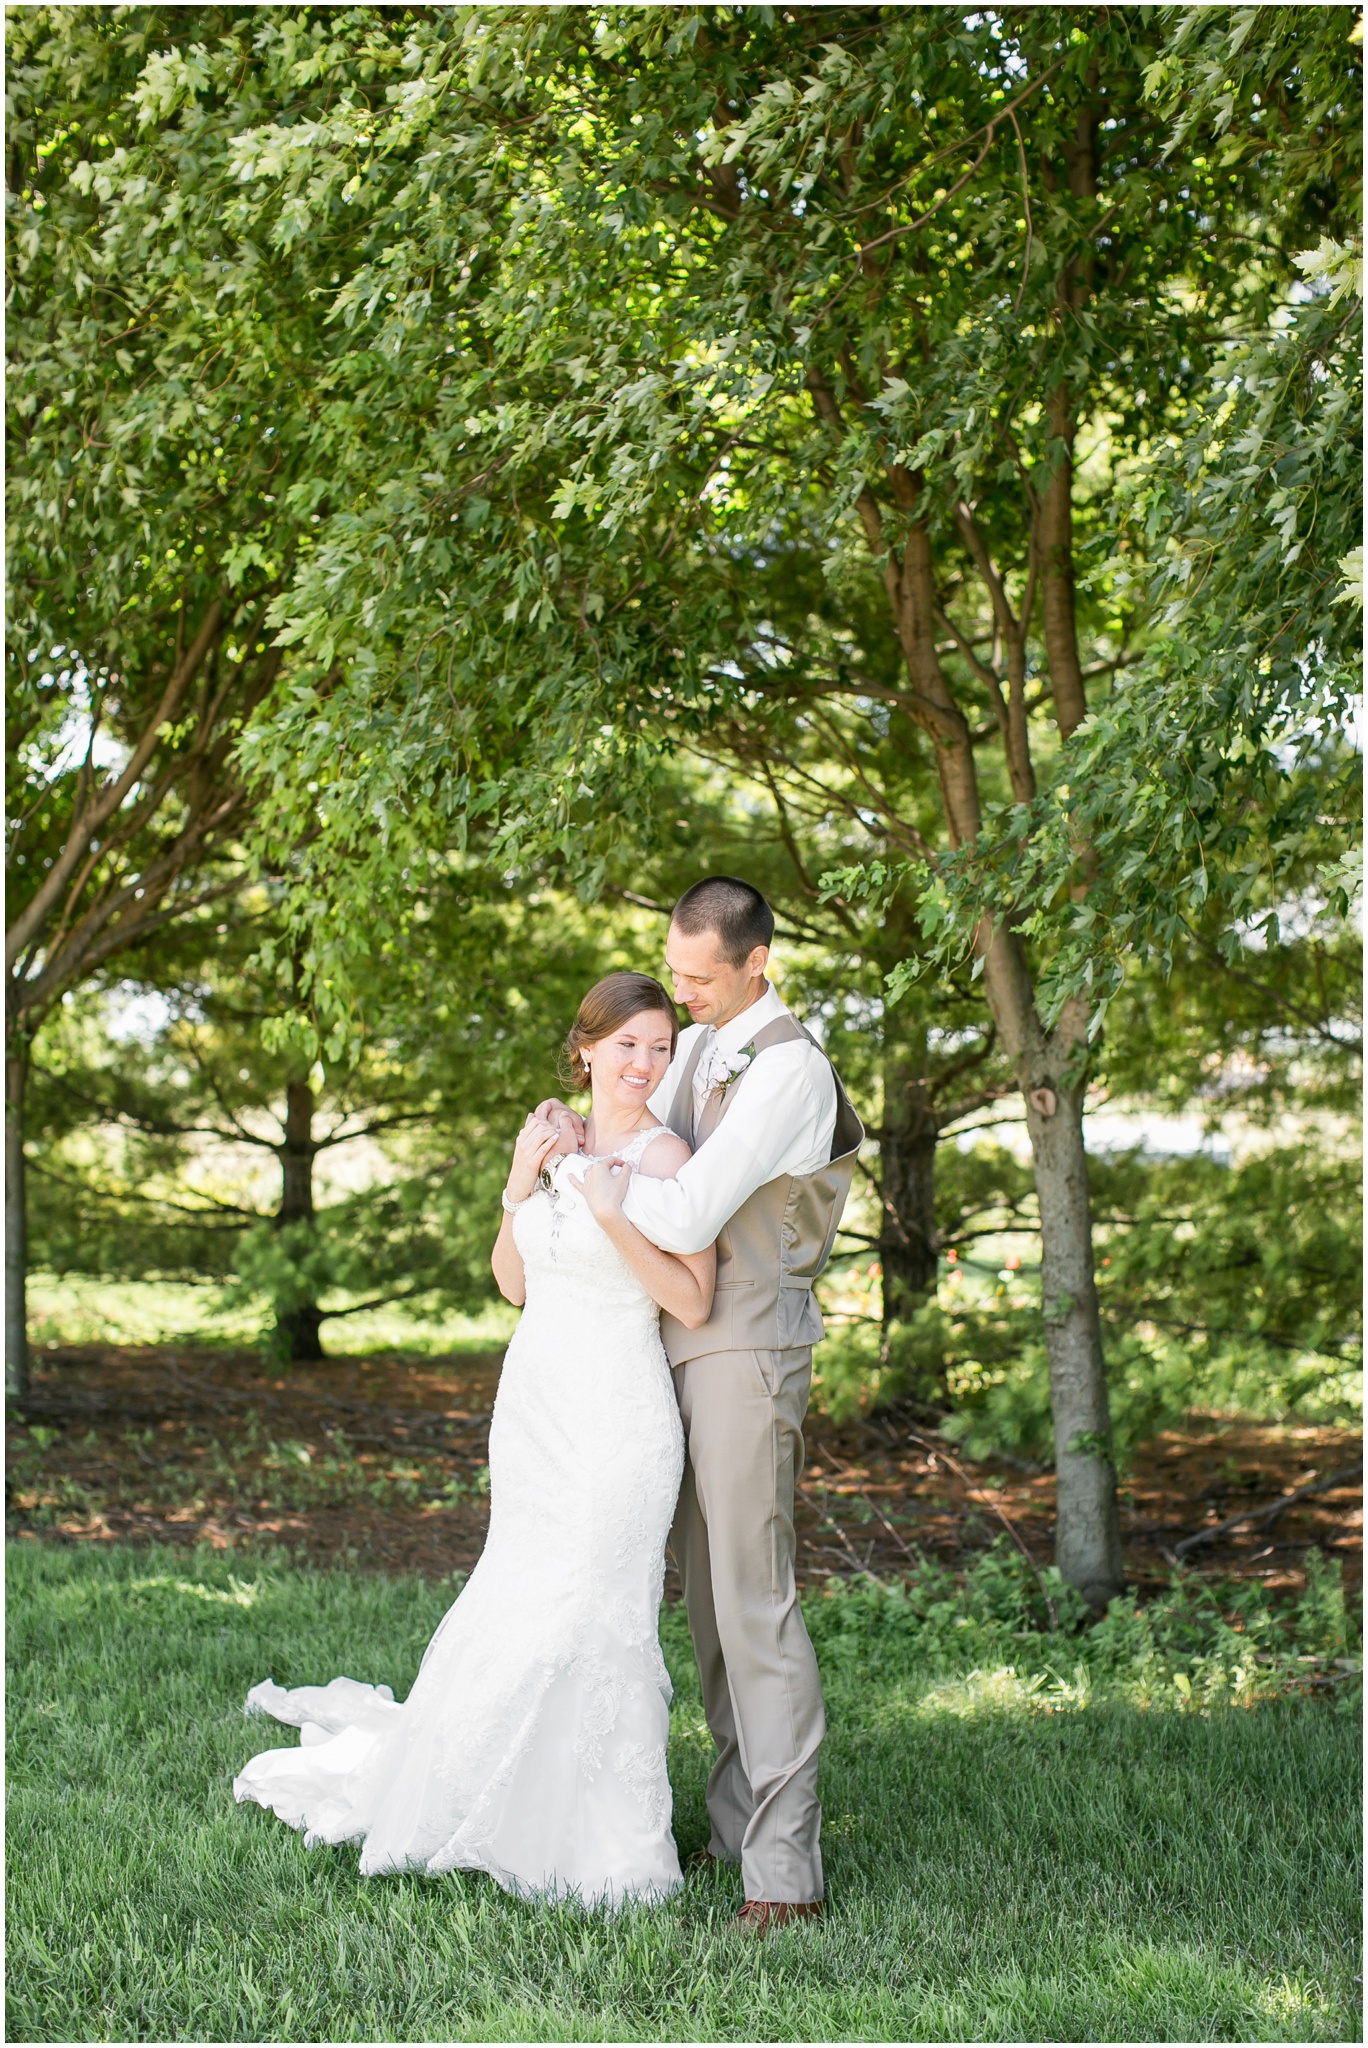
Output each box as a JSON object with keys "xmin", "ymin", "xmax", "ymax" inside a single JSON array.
[{"xmin": 659, "ymin": 1014, "xmax": 864, "ymax": 1366}]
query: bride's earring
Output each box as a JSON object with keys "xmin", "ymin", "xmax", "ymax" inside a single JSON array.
[{"xmin": 581, "ymin": 1052, "xmax": 592, "ymax": 1078}]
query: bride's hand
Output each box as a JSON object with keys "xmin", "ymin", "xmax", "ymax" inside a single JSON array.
[
  {"xmin": 506, "ymin": 1114, "xmax": 564, "ymax": 1203},
  {"xmin": 581, "ymin": 1156, "xmax": 633, "ymax": 1221},
  {"xmin": 534, "ymin": 1096, "xmax": 586, "ymax": 1151}
]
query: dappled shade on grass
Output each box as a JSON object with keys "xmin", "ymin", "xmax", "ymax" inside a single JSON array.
[{"xmin": 6, "ymin": 1542, "xmax": 1360, "ymax": 2042}]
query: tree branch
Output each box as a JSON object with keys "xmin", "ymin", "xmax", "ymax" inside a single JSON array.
[
  {"xmin": 1174, "ymin": 1465, "xmax": 1361, "ymax": 1556},
  {"xmin": 808, "ymin": 56, "xmax": 1069, "ymax": 328},
  {"xmin": 6, "ymin": 600, "xmax": 224, "ymax": 969}
]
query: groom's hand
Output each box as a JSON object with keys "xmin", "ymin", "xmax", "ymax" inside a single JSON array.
[
  {"xmin": 581, "ymin": 1156, "xmax": 633, "ymax": 1221},
  {"xmin": 534, "ymin": 1097, "xmax": 585, "ymax": 1152}
]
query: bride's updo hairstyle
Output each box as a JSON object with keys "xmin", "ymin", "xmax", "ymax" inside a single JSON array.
[{"xmin": 560, "ymin": 972, "xmax": 680, "ymax": 1086}]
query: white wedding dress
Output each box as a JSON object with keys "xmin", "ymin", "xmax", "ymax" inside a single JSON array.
[{"xmin": 233, "ymin": 1126, "xmax": 686, "ymax": 1907}]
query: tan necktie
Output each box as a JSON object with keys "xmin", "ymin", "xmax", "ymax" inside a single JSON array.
[{"xmin": 695, "ymin": 1083, "xmax": 728, "ymax": 1146}]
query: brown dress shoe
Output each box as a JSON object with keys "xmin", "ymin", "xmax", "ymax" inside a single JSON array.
[{"xmin": 736, "ymin": 1899, "xmax": 824, "ymax": 1934}]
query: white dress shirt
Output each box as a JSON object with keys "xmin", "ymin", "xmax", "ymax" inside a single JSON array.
[{"xmin": 621, "ymin": 983, "xmax": 838, "ymax": 1257}]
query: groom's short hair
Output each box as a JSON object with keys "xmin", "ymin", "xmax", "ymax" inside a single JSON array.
[{"xmin": 671, "ymin": 877, "xmax": 775, "ymax": 965}]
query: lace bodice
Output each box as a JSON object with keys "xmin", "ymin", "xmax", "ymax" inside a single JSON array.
[{"xmin": 513, "ymin": 1123, "xmax": 672, "ymax": 1320}]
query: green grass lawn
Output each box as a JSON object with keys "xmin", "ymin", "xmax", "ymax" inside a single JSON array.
[{"xmin": 6, "ymin": 1540, "xmax": 1361, "ymax": 2043}]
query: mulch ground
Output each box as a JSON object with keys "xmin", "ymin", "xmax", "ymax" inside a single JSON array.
[{"xmin": 7, "ymin": 1343, "xmax": 1361, "ymax": 1601}]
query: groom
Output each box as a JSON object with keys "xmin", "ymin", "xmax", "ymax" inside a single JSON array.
[{"xmin": 541, "ymin": 876, "xmax": 862, "ymax": 1931}]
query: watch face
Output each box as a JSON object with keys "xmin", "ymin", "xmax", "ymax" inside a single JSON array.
[{"xmin": 539, "ymin": 1165, "xmax": 555, "ymax": 1193}]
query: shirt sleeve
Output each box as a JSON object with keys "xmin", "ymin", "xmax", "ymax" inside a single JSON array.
[{"xmin": 623, "ymin": 1043, "xmax": 837, "ymax": 1256}]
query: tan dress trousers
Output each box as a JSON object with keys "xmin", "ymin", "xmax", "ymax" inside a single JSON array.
[{"xmin": 669, "ymin": 1344, "xmax": 825, "ymax": 1904}]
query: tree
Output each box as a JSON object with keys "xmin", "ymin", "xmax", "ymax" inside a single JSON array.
[
  {"xmin": 219, "ymin": 5, "xmax": 1354, "ymax": 1602},
  {"xmin": 34, "ymin": 6, "xmax": 1357, "ymax": 1602},
  {"xmin": 25, "ymin": 867, "xmax": 647, "ymax": 1359},
  {"xmin": 8, "ymin": 13, "xmax": 271, "ymax": 1393},
  {"xmin": 10, "ymin": 5, "xmax": 1017, "ymax": 1387},
  {"xmin": 6, "ymin": 6, "xmax": 417, "ymax": 1393},
  {"xmin": 918, "ymin": 5, "xmax": 1361, "ymax": 1016},
  {"xmin": 621, "ymin": 749, "xmax": 1019, "ymax": 1356}
]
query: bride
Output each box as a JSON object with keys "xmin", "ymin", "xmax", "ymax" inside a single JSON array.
[{"xmin": 233, "ymin": 971, "xmax": 713, "ymax": 1907}]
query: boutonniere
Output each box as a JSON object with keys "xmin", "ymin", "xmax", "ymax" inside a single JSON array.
[{"xmin": 715, "ymin": 1043, "xmax": 757, "ymax": 1096}]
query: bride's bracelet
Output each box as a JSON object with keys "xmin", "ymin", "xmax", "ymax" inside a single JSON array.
[{"xmin": 500, "ymin": 1186, "xmax": 533, "ymax": 1214}]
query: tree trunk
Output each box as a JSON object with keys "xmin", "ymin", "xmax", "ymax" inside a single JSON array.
[
  {"xmin": 275, "ymin": 1076, "xmax": 323, "ymax": 1362},
  {"xmin": 975, "ymin": 940, "xmax": 1124, "ymax": 1609},
  {"xmin": 1037, "ymin": 388, "xmax": 1089, "ymax": 740},
  {"xmin": 900, "ymin": 550, "xmax": 1125, "ymax": 1605},
  {"xmin": 1040, "ymin": 83, "xmax": 1099, "ymax": 748},
  {"xmin": 879, "ymin": 1046, "xmax": 940, "ymax": 1331},
  {"xmin": 276, "ymin": 1303, "xmax": 323, "ymax": 1362},
  {"xmin": 1023, "ymin": 1076, "xmax": 1124, "ymax": 1608},
  {"xmin": 6, "ymin": 1035, "xmax": 29, "ymax": 1403},
  {"xmin": 813, "ymin": 365, "xmax": 1124, "ymax": 1607}
]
